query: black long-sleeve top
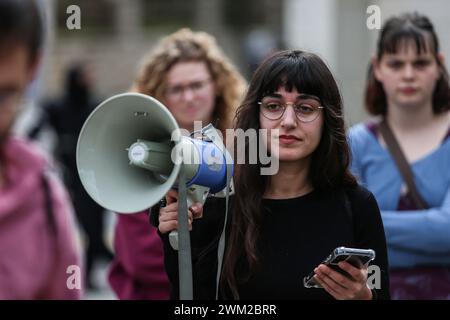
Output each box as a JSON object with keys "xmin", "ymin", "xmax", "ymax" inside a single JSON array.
[{"xmin": 152, "ymin": 185, "xmax": 390, "ymax": 300}]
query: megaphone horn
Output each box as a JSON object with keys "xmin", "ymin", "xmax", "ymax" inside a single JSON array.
[{"xmin": 77, "ymin": 93, "xmax": 182, "ymax": 213}]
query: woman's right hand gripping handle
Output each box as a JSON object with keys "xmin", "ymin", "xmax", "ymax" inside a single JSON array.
[{"xmin": 158, "ymin": 189, "xmax": 204, "ymax": 234}]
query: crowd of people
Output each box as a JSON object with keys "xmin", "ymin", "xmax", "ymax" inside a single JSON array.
[{"xmin": 1, "ymin": 0, "xmax": 448, "ymax": 300}]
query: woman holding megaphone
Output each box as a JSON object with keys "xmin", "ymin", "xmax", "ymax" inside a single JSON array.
[
  {"xmin": 108, "ymin": 28, "xmax": 246, "ymax": 300},
  {"xmin": 155, "ymin": 50, "xmax": 391, "ymax": 300}
]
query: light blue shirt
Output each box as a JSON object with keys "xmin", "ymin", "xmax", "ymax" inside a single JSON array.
[{"xmin": 348, "ymin": 122, "xmax": 450, "ymax": 268}]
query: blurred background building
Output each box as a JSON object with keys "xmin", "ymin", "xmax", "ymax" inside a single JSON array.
[
  {"xmin": 17, "ymin": 0, "xmax": 450, "ymax": 132},
  {"xmin": 13, "ymin": 0, "xmax": 450, "ymax": 299}
]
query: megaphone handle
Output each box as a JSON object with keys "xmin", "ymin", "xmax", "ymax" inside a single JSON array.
[{"xmin": 168, "ymin": 194, "xmax": 194, "ymax": 251}]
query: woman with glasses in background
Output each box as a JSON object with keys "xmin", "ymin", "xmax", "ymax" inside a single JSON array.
[
  {"xmin": 154, "ymin": 50, "xmax": 391, "ymax": 300},
  {"xmin": 108, "ymin": 28, "xmax": 246, "ymax": 300}
]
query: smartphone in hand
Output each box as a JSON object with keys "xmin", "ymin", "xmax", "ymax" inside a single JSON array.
[{"xmin": 303, "ymin": 247, "xmax": 376, "ymax": 289}]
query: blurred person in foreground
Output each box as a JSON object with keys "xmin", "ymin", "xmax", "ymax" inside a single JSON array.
[{"xmin": 0, "ymin": 0, "xmax": 81, "ymax": 299}]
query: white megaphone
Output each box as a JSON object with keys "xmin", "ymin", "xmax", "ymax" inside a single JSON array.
[{"xmin": 76, "ymin": 92, "xmax": 234, "ymax": 250}]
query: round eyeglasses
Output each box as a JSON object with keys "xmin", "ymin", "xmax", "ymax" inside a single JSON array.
[
  {"xmin": 258, "ymin": 99, "xmax": 324, "ymax": 122},
  {"xmin": 164, "ymin": 78, "xmax": 211, "ymax": 100}
]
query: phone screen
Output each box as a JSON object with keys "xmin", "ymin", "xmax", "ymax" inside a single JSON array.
[{"xmin": 329, "ymin": 254, "xmax": 372, "ymax": 268}]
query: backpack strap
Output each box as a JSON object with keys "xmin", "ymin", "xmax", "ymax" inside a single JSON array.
[
  {"xmin": 40, "ymin": 171, "xmax": 57, "ymax": 237},
  {"xmin": 378, "ymin": 120, "xmax": 428, "ymax": 209},
  {"xmin": 36, "ymin": 171, "xmax": 60, "ymax": 298}
]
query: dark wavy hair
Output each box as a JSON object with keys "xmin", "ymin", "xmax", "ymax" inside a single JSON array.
[
  {"xmin": 221, "ymin": 50, "xmax": 357, "ymax": 299},
  {"xmin": 0, "ymin": 0, "xmax": 44, "ymax": 65},
  {"xmin": 366, "ymin": 12, "xmax": 450, "ymax": 115}
]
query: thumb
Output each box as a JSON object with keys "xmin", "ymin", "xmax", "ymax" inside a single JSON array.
[
  {"xmin": 190, "ymin": 202, "xmax": 203, "ymax": 218},
  {"xmin": 166, "ymin": 189, "xmax": 179, "ymax": 205}
]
